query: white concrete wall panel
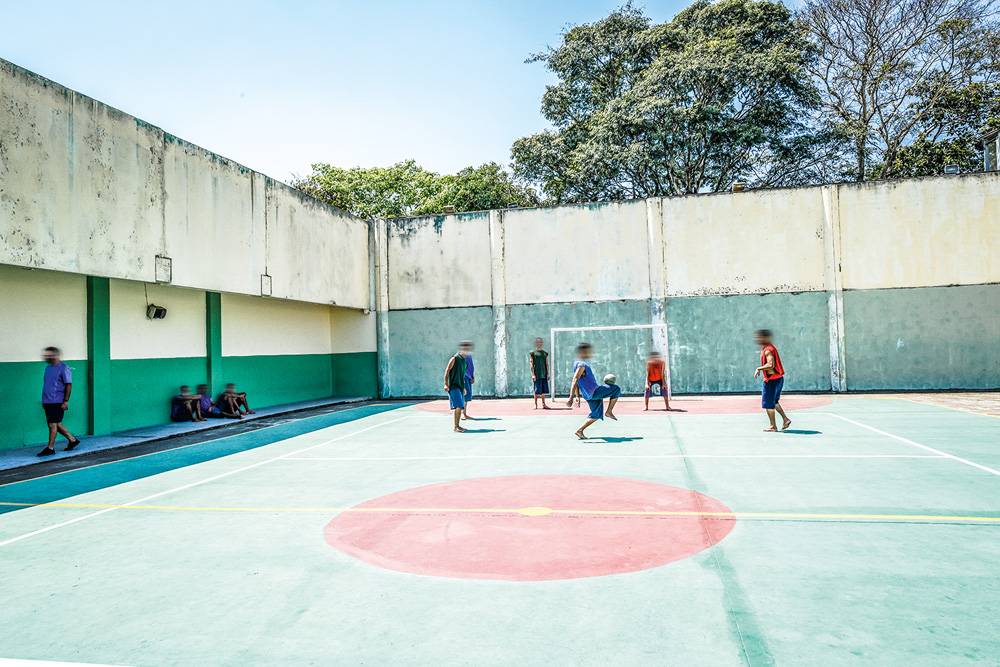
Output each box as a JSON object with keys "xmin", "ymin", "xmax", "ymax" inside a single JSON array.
[
  {"xmin": 0, "ymin": 61, "xmax": 164, "ymax": 280},
  {"xmin": 502, "ymin": 201, "xmax": 651, "ymax": 304},
  {"xmin": 838, "ymin": 174, "xmax": 1000, "ymax": 290},
  {"xmin": 330, "ymin": 308, "xmax": 377, "ymax": 353},
  {"xmin": 221, "ymin": 293, "xmax": 332, "ymax": 357},
  {"xmin": 0, "ymin": 266, "xmax": 87, "ymax": 362},
  {"xmin": 386, "ymin": 212, "xmax": 492, "ymax": 309},
  {"xmin": 0, "ymin": 59, "xmax": 369, "ymax": 309},
  {"xmin": 265, "ymin": 184, "xmax": 371, "ymax": 309},
  {"xmin": 661, "ymin": 188, "xmax": 827, "ymax": 296},
  {"xmin": 109, "ymin": 280, "xmax": 206, "ymax": 360}
]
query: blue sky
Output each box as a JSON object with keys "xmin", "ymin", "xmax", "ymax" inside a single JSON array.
[{"xmin": 4, "ymin": 0, "xmax": 695, "ymax": 182}]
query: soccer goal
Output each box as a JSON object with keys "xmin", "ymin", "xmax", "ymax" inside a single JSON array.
[{"xmin": 549, "ymin": 324, "xmax": 671, "ymax": 400}]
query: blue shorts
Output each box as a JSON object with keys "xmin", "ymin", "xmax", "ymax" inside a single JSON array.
[
  {"xmin": 644, "ymin": 380, "xmax": 664, "ymax": 399},
  {"xmin": 585, "ymin": 384, "xmax": 622, "ymax": 420},
  {"xmin": 533, "ymin": 378, "xmax": 549, "ymax": 395},
  {"xmin": 762, "ymin": 377, "xmax": 784, "ymax": 409},
  {"xmin": 448, "ymin": 387, "xmax": 466, "ymax": 410},
  {"xmin": 464, "ymin": 378, "xmax": 473, "ymax": 402}
]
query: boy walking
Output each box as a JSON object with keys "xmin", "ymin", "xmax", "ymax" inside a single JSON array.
[
  {"xmin": 37, "ymin": 346, "xmax": 81, "ymax": 457},
  {"xmin": 566, "ymin": 342, "xmax": 621, "ymax": 439},
  {"xmin": 461, "ymin": 341, "xmax": 475, "ymax": 421},
  {"xmin": 529, "ymin": 337, "xmax": 550, "ymax": 409},
  {"xmin": 643, "ymin": 350, "xmax": 670, "ymax": 411},
  {"xmin": 444, "ymin": 342, "xmax": 469, "ymax": 433},
  {"xmin": 754, "ymin": 329, "xmax": 791, "ymax": 432}
]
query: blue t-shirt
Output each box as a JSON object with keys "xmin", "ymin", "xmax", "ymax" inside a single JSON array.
[
  {"xmin": 42, "ymin": 362, "xmax": 72, "ymax": 404},
  {"xmin": 574, "ymin": 360, "xmax": 599, "ymax": 400},
  {"xmin": 464, "ymin": 354, "xmax": 475, "ymax": 380}
]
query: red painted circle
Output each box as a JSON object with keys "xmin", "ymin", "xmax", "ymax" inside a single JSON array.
[
  {"xmin": 324, "ymin": 475, "xmax": 735, "ymax": 581},
  {"xmin": 414, "ymin": 395, "xmax": 832, "ymax": 416}
]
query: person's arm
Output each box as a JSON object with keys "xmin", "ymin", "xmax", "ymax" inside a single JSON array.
[
  {"xmin": 444, "ymin": 357, "xmax": 455, "ymax": 393},
  {"xmin": 529, "ymin": 354, "xmax": 536, "ymax": 381},
  {"xmin": 755, "ymin": 351, "xmax": 775, "ymax": 379},
  {"xmin": 545, "ymin": 354, "xmax": 550, "ymax": 380},
  {"xmin": 565, "ymin": 366, "xmax": 585, "ymax": 406},
  {"xmin": 61, "ymin": 383, "xmax": 72, "ymax": 410}
]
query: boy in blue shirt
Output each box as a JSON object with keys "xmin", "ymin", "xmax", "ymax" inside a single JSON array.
[
  {"xmin": 566, "ymin": 342, "xmax": 621, "ymax": 439},
  {"xmin": 37, "ymin": 346, "xmax": 82, "ymax": 457},
  {"xmin": 460, "ymin": 341, "xmax": 475, "ymax": 421}
]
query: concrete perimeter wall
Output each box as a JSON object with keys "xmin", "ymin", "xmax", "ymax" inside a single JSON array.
[
  {"xmin": 0, "ymin": 58, "xmax": 376, "ymax": 449},
  {"xmin": 376, "ymin": 176, "xmax": 1000, "ymax": 398}
]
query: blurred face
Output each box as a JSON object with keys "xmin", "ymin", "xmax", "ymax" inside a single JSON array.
[
  {"xmin": 534, "ymin": 338, "xmax": 544, "ymax": 350},
  {"xmin": 42, "ymin": 349, "xmax": 59, "ymax": 365},
  {"xmin": 460, "ymin": 343, "xmax": 473, "ymax": 355},
  {"xmin": 226, "ymin": 384, "xmax": 236, "ymax": 392},
  {"xmin": 197, "ymin": 385, "xmax": 208, "ymax": 395},
  {"xmin": 754, "ymin": 334, "xmax": 768, "ymax": 346},
  {"xmin": 180, "ymin": 386, "xmax": 190, "ymax": 394},
  {"xmin": 578, "ymin": 347, "xmax": 593, "ymax": 360},
  {"xmin": 647, "ymin": 352, "xmax": 660, "ymax": 362}
]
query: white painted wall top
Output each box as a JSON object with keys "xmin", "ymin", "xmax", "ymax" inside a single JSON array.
[
  {"xmin": 386, "ymin": 212, "xmax": 492, "ymax": 309},
  {"xmin": 503, "ymin": 201, "xmax": 652, "ymax": 305},
  {"xmin": 221, "ymin": 293, "xmax": 332, "ymax": 357},
  {"xmin": 0, "ymin": 266, "xmax": 87, "ymax": 362},
  {"xmin": 838, "ymin": 174, "xmax": 1000, "ymax": 290},
  {"xmin": 109, "ymin": 280, "xmax": 207, "ymax": 360},
  {"xmin": 0, "ymin": 58, "xmax": 370, "ymax": 309},
  {"xmin": 661, "ymin": 187, "xmax": 827, "ymax": 296}
]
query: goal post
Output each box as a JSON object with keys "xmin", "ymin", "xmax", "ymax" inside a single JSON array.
[{"xmin": 549, "ymin": 324, "xmax": 671, "ymax": 400}]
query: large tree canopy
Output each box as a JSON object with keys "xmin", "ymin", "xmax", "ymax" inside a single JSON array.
[
  {"xmin": 510, "ymin": 0, "xmax": 826, "ymax": 202},
  {"xmin": 292, "ymin": 161, "xmax": 539, "ymax": 219}
]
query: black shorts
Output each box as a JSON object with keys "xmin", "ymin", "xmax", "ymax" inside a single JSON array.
[{"xmin": 43, "ymin": 402, "xmax": 65, "ymax": 424}]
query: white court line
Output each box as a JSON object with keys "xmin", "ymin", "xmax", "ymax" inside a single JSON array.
[
  {"xmin": 822, "ymin": 413, "xmax": 1000, "ymax": 477},
  {"xmin": 284, "ymin": 454, "xmax": 946, "ymax": 461},
  {"xmin": 0, "ymin": 416, "xmax": 410, "ymax": 548}
]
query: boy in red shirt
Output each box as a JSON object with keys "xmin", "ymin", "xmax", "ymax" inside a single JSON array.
[
  {"xmin": 643, "ymin": 351, "xmax": 670, "ymax": 411},
  {"xmin": 754, "ymin": 329, "xmax": 790, "ymax": 432}
]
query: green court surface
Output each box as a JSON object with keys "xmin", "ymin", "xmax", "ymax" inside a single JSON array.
[{"xmin": 1, "ymin": 397, "xmax": 998, "ymax": 666}]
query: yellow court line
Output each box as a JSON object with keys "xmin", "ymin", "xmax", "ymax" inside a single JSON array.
[
  {"xmin": 2, "ymin": 501, "xmax": 999, "ymax": 523},
  {"xmin": 892, "ymin": 396, "xmax": 1000, "ymax": 420}
]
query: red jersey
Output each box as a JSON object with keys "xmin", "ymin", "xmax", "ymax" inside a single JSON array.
[
  {"xmin": 647, "ymin": 360, "xmax": 665, "ymax": 382},
  {"xmin": 760, "ymin": 344, "xmax": 784, "ymax": 381}
]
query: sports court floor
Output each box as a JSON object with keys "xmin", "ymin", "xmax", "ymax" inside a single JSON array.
[{"xmin": 1, "ymin": 395, "xmax": 998, "ymax": 666}]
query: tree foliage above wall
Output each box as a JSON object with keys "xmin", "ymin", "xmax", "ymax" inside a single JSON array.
[{"xmin": 292, "ymin": 160, "xmax": 539, "ymax": 219}]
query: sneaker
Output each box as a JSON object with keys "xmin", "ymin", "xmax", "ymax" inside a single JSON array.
[
  {"xmin": 37, "ymin": 447, "xmax": 56, "ymax": 457},
  {"xmin": 64, "ymin": 439, "xmax": 82, "ymax": 451}
]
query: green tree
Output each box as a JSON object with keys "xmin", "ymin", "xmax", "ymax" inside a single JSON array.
[
  {"xmin": 511, "ymin": 1, "xmax": 825, "ymax": 202},
  {"xmin": 293, "ymin": 161, "xmax": 538, "ymax": 218}
]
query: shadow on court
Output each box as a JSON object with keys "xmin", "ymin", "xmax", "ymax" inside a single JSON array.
[
  {"xmin": 588, "ymin": 436, "xmax": 644, "ymax": 443},
  {"xmin": 462, "ymin": 429, "xmax": 506, "ymax": 433},
  {"xmin": 464, "ymin": 417, "xmax": 502, "ymax": 421},
  {"xmin": 780, "ymin": 429, "xmax": 822, "ymax": 435}
]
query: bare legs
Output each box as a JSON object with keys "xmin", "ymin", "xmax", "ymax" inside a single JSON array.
[
  {"xmin": 575, "ymin": 418, "xmax": 597, "ymax": 439},
  {"xmin": 453, "ymin": 407, "xmax": 466, "ymax": 433},
  {"xmin": 763, "ymin": 403, "xmax": 791, "ymax": 432}
]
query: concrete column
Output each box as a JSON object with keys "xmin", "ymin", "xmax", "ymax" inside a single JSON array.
[
  {"xmin": 206, "ymin": 292, "xmax": 222, "ymax": 393},
  {"xmin": 373, "ymin": 218, "xmax": 392, "ymax": 398},
  {"xmin": 86, "ymin": 276, "xmax": 111, "ymax": 435},
  {"xmin": 822, "ymin": 185, "xmax": 848, "ymax": 392},
  {"xmin": 645, "ymin": 198, "xmax": 672, "ymax": 397},
  {"xmin": 489, "ymin": 209, "xmax": 508, "ymax": 397}
]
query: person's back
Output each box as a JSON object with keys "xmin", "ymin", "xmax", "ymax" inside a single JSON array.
[
  {"xmin": 447, "ymin": 352, "xmax": 467, "ymax": 391},
  {"xmin": 573, "ymin": 358, "xmax": 599, "ymax": 400}
]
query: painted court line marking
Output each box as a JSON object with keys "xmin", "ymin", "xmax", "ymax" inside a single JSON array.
[
  {"xmin": 0, "ymin": 501, "xmax": 997, "ymax": 523},
  {"xmin": 0, "ymin": 416, "xmax": 410, "ymax": 548},
  {"xmin": 821, "ymin": 413, "xmax": 1000, "ymax": 478},
  {"xmin": 282, "ymin": 454, "xmax": 947, "ymax": 461}
]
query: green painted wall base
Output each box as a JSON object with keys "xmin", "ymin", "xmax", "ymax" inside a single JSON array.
[{"xmin": 0, "ymin": 360, "xmax": 91, "ymax": 449}]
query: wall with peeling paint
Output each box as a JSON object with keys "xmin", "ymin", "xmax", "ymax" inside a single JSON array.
[{"xmin": 0, "ymin": 58, "xmax": 370, "ymax": 310}]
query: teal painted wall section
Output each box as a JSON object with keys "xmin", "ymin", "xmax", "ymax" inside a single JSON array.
[
  {"xmin": 505, "ymin": 300, "xmax": 658, "ymax": 396},
  {"xmin": 844, "ymin": 284, "xmax": 1000, "ymax": 390},
  {"xmin": 331, "ymin": 352, "xmax": 377, "ymax": 398},
  {"xmin": 666, "ymin": 292, "xmax": 831, "ymax": 393},
  {"xmin": 87, "ymin": 277, "xmax": 111, "ymax": 434},
  {"xmin": 220, "ymin": 354, "xmax": 333, "ymax": 408},
  {"xmin": 110, "ymin": 357, "xmax": 208, "ymax": 432},
  {"xmin": 383, "ymin": 308, "xmax": 494, "ymax": 397},
  {"xmin": 0, "ymin": 360, "xmax": 91, "ymax": 450}
]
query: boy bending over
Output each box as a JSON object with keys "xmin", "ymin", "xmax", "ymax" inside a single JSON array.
[{"xmin": 566, "ymin": 342, "xmax": 621, "ymax": 440}]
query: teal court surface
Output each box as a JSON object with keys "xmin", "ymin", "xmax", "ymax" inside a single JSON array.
[{"xmin": 1, "ymin": 396, "xmax": 999, "ymax": 666}]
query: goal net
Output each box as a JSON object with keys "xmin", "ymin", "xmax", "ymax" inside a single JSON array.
[{"xmin": 549, "ymin": 324, "xmax": 671, "ymax": 400}]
